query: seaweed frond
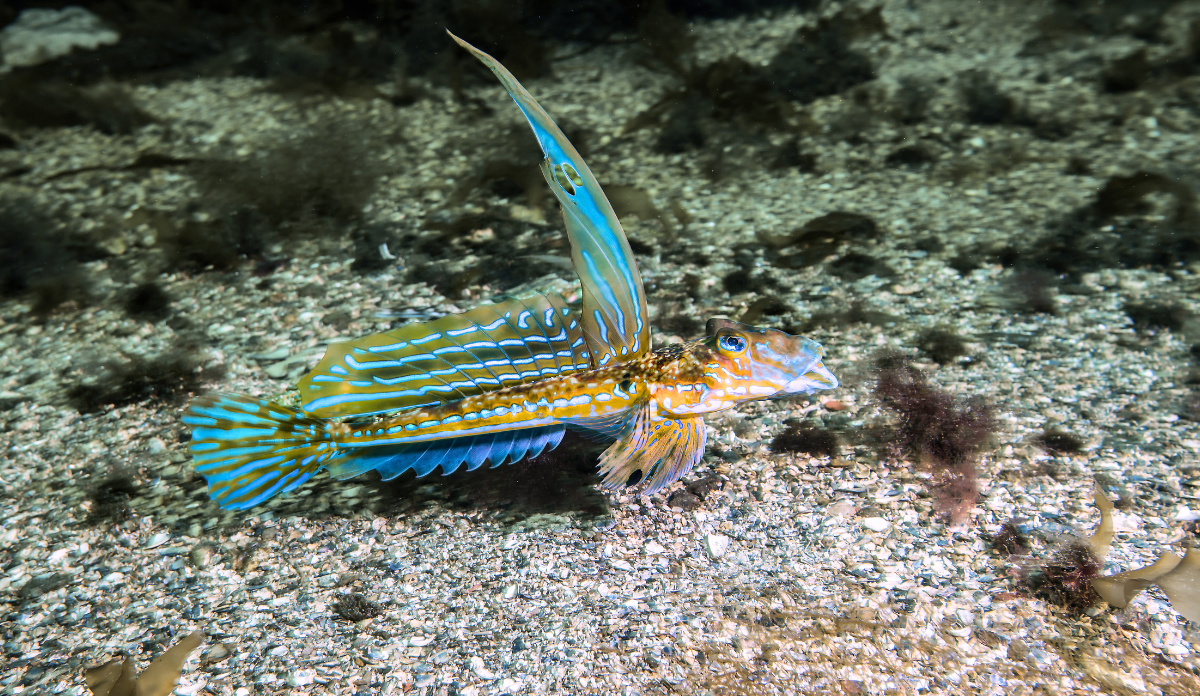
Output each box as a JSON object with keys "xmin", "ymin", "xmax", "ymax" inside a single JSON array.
[{"xmin": 873, "ymin": 350, "xmax": 994, "ymax": 523}]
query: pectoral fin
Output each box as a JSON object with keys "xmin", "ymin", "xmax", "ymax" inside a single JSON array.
[{"xmin": 597, "ymin": 404, "xmax": 705, "ymax": 495}]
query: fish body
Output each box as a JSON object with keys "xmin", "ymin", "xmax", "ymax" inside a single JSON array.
[{"xmin": 182, "ymin": 34, "xmax": 838, "ymax": 510}]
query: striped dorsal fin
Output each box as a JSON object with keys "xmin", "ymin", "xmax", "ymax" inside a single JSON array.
[
  {"xmin": 298, "ymin": 291, "xmax": 591, "ymax": 418},
  {"xmin": 450, "ymin": 32, "xmax": 651, "ymax": 366}
]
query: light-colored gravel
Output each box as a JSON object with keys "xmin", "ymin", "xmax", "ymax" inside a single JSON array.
[{"xmin": 3, "ymin": 1, "xmax": 1200, "ymax": 694}]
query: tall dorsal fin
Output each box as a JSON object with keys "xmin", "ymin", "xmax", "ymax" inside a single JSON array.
[{"xmin": 450, "ymin": 31, "xmax": 651, "ymax": 365}]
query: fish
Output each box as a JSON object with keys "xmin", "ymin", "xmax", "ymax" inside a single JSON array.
[{"xmin": 181, "ymin": 32, "xmax": 838, "ymax": 510}]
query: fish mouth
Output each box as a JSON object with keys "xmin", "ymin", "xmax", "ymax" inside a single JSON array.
[{"xmin": 785, "ymin": 360, "xmax": 838, "ymax": 393}]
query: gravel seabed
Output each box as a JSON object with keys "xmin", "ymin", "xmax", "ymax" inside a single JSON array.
[{"xmin": 3, "ymin": 1, "xmax": 1200, "ymax": 694}]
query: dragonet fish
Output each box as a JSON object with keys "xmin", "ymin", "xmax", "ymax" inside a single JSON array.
[{"xmin": 182, "ymin": 32, "xmax": 839, "ymax": 510}]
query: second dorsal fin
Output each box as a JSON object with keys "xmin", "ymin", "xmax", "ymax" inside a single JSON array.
[{"xmin": 298, "ymin": 291, "xmax": 591, "ymax": 418}]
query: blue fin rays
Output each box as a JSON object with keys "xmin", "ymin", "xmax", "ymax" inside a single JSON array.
[
  {"xmin": 449, "ymin": 31, "xmax": 651, "ymax": 365},
  {"xmin": 298, "ymin": 291, "xmax": 588, "ymax": 418},
  {"xmin": 326, "ymin": 425, "xmax": 566, "ymax": 481},
  {"xmin": 183, "ymin": 394, "xmax": 340, "ymax": 510},
  {"xmin": 184, "ymin": 393, "xmax": 571, "ymax": 510}
]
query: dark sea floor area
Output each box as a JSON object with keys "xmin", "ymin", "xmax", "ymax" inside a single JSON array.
[{"xmin": 2, "ymin": 1, "xmax": 1200, "ymax": 694}]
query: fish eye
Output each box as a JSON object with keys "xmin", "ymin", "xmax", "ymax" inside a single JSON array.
[
  {"xmin": 718, "ymin": 334, "xmax": 747, "ymax": 353},
  {"xmin": 619, "ymin": 379, "xmax": 636, "ymax": 394}
]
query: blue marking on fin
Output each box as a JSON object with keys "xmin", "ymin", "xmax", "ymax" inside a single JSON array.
[
  {"xmin": 185, "ymin": 393, "xmax": 340, "ymax": 510},
  {"xmin": 299, "ymin": 291, "xmax": 590, "ymax": 418},
  {"xmin": 463, "ymin": 432, "xmax": 499, "ymax": 471},
  {"xmin": 368, "ymin": 341, "xmax": 409, "ymax": 353},
  {"xmin": 494, "ymin": 429, "xmax": 534, "ymax": 468},
  {"xmin": 326, "ymin": 425, "xmax": 567, "ymax": 482}
]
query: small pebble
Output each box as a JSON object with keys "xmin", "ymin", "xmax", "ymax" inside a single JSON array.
[
  {"xmin": 203, "ymin": 643, "xmax": 234, "ymax": 664},
  {"xmin": 145, "ymin": 532, "xmax": 171, "ymax": 548},
  {"xmin": 289, "ymin": 669, "xmax": 315, "ymax": 687},
  {"xmin": 828, "ymin": 500, "xmax": 858, "ymax": 517},
  {"xmin": 470, "ymin": 656, "xmax": 496, "ymax": 680},
  {"xmin": 367, "ymin": 646, "xmax": 390, "ymax": 661},
  {"xmin": 668, "ymin": 489, "xmax": 702, "ymax": 510},
  {"xmin": 861, "ymin": 518, "xmax": 890, "ymax": 532},
  {"xmin": 705, "ymin": 533, "xmax": 730, "ymax": 559}
]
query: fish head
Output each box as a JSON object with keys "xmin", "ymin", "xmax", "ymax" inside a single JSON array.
[{"xmin": 701, "ymin": 318, "xmax": 837, "ymax": 400}]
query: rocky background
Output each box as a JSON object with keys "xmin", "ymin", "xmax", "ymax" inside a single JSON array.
[{"xmin": 2, "ymin": 1, "xmax": 1200, "ymax": 694}]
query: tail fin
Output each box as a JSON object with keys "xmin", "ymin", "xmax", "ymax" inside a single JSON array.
[{"xmin": 182, "ymin": 394, "xmax": 341, "ymax": 510}]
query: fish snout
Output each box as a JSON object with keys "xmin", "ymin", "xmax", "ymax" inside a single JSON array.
[
  {"xmin": 745, "ymin": 330, "xmax": 839, "ymax": 395},
  {"xmin": 778, "ymin": 337, "xmax": 837, "ymax": 394},
  {"xmin": 791, "ymin": 358, "xmax": 838, "ymax": 392}
]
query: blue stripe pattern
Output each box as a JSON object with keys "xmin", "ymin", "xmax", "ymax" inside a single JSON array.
[
  {"xmin": 298, "ymin": 291, "xmax": 591, "ymax": 418},
  {"xmin": 184, "ymin": 394, "xmax": 341, "ymax": 510},
  {"xmin": 448, "ymin": 32, "xmax": 651, "ymax": 365},
  {"xmin": 326, "ymin": 425, "xmax": 566, "ymax": 481},
  {"xmin": 185, "ymin": 394, "xmax": 571, "ymax": 509}
]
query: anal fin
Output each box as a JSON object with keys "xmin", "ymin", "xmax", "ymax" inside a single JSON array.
[{"xmin": 327, "ymin": 425, "xmax": 567, "ymax": 481}]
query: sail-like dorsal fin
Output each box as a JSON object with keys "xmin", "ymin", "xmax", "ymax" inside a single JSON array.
[
  {"xmin": 450, "ymin": 31, "xmax": 651, "ymax": 366},
  {"xmin": 298, "ymin": 291, "xmax": 590, "ymax": 418}
]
